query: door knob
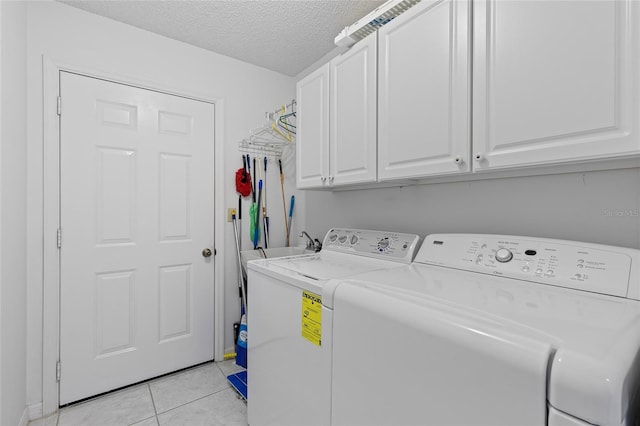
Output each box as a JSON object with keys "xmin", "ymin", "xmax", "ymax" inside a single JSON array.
[{"xmin": 202, "ymin": 248, "xmax": 213, "ymax": 258}]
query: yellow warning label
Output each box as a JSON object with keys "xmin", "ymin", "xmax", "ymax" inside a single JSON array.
[{"xmin": 302, "ymin": 290, "xmax": 322, "ymax": 346}]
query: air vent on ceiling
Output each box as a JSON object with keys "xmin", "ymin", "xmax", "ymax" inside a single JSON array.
[{"xmin": 334, "ymin": 0, "xmax": 422, "ymax": 48}]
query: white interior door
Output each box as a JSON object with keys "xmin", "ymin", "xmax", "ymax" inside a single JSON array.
[{"xmin": 59, "ymin": 72, "xmax": 215, "ymax": 405}]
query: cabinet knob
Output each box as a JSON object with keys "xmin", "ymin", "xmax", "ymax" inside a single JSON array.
[
  {"xmin": 320, "ymin": 176, "xmax": 327, "ymax": 182},
  {"xmin": 328, "ymin": 176, "xmax": 334, "ymax": 182},
  {"xmin": 474, "ymin": 153, "xmax": 484, "ymax": 161},
  {"xmin": 454, "ymin": 156, "xmax": 463, "ymax": 164}
]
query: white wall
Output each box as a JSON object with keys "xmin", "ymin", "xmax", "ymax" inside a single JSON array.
[
  {"xmin": 1, "ymin": 1, "xmax": 28, "ymax": 425},
  {"xmin": 304, "ymin": 168, "xmax": 640, "ymax": 249},
  {"xmin": 26, "ymin": 0, "xmax": 298, "ymax": 410}
]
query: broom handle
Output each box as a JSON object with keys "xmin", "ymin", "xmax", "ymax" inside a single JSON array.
[
  {"xmin": 279, "ymin": 159, "xmax": 289, "ymax": 245},
  {"xmin": 232, "ymin": 214, "xmax": 247, "ymax": 314}
]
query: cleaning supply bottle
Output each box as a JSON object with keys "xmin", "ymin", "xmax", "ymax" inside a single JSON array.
[{"xmin": 236, "ymin": 314, "xmax": 247, "ymax": 368}]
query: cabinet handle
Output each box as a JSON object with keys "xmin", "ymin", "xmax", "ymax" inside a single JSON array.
[
  {"xmin": 474, "ymin": 153, "xmax": 484, "ymax": 161},
  {"xmin": 454, "ymin": 156, "xmax": 463, "ymax": 164},
  {"xmin": 320, "ymin": 176, "xmax": 327, "ymax": 182},
  {"xmin": 329, "ymin": 176, "xmax": 334, "ymax": 182}
]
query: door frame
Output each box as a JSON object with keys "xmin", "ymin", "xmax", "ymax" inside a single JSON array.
[{"xmin": 41, "ymin": 56, "xmax": 226, "ymax": 415}]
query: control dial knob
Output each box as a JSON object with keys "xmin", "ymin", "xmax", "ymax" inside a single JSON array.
[
  {"xmin": 495, "ymin": 248, "xmax": 513, "ymax": 263},
  {"xmin": 377, "ymin": 237, "xmax": 390, "ymax": 252}
]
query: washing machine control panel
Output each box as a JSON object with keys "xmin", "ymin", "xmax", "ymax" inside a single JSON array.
[
  {"xmin": 323, "ymin": 228, "xmax": 420, "ymax": 264},
  {"xmin": 416, "ymin": 234, "xmax": 640, "ymax": 298}
]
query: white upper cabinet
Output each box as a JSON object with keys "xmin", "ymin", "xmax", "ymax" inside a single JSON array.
[
  {"xmin": 330, "ymin": 32, "xmax": 378, "ymax": 186},
  {"xmin": 378, "ymin": 0, "xmax": 471, "ymax": 181},
  {"xmin": 296, "ymin": 33, "xmax": 377, "ymax": 189},
  {"xmin": 296, "ymin": 64, "xmax": 330, "ymax": 189},
  {"xmin": 297, "ymin": 0, "xmax": 640, "ymax": 189},
  {"xmin": 473, "ymin": 0, "xmax": 640, "ymax": 171}
]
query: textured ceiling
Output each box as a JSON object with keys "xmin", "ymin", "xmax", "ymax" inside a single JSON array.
[{"xmin": 58, "ymin": 0, "xmax": 386, "ymax": 76}]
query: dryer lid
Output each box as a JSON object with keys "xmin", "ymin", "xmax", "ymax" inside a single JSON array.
[{"xmin": 333, "ymin": 258, "xmax": 640, "ymax": 425}]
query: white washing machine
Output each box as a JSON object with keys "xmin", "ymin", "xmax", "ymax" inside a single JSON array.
[
  {"xmin": 246, "ymin": 228, "xmax": 420, "ymax": 426},
  {"xmin": 326, "ymin": 234, "xmax": 640, "ymax": 426}
]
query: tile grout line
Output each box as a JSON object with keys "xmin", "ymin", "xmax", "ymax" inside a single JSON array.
[
  {"xmin": 154, "ymin": 386, "xmax": 236, "ymax": 417},
  {"xmin": 145, "ymin": 383, "xmax": 161, "ymax": 426},
  {"xmin": 126, "ymin": 415, "xmax": 158, "ymax": 426},
  {"xmin": 151, "ymin": 363, "xmax": 232, "ymax": 416},
  {"xmin": 148, "ymin": 383, "xmax": 159, "ymax": 418}
]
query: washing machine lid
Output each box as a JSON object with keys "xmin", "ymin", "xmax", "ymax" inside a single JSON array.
[
  {"xmin": 332, "ymin": 235, "xmax": 640, "ymax": 426},
  {"xmin": 247, "ymin": 228, "xmax": 420, "ymax": 294},
  {"xmin": 248, "ymin": 250, "xmax": 406, "ymax": 295},
  {"xmin": 266, "ymin": 251, "xmax": 403, "ymax": 281}
]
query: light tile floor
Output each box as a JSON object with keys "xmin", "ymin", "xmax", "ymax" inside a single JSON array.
[{"xmin": 28, "ymin": 361, "xmax": 247, "ymax": 426}]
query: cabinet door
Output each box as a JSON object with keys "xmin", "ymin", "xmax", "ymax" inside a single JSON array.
[
  {"xmin": 473, "ymin": 0, "xmax": 640, "ymax": 171},
  {"xmin": 330, "ymin": 33, "xmax": 377, "ymax": 186},
  {"xmin": 378, "ymin": 0, "xmax": 471, "ymax": 181},
  {"xmin": 296, "ymin": 64, "xmax": 330, "ymax": 189}
]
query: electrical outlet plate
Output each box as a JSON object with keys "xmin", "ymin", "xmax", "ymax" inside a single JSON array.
[{"xmin": 227, "ymin": 208, "xmax": 236, "ymax": 222}]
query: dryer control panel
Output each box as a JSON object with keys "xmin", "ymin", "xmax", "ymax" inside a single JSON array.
[
  {"xmin": 323, "ymin": 228, "xmax": 421, "ymax": 264},
  {"xmin": 415, "ymin": 234, "xmax": 640, "ymax": 299}
]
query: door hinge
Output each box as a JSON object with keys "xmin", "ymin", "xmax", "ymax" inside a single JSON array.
[
  {"xmin": 56, "ymin": 361, "xmax": 61, "ymax": 382},
  {"xmin": 57, "ymin": 228, "xmax": 62, "ymax": 249},
  {"xmin": 57, "ymin": 96, "xmax": 61, "ymax": 116}
]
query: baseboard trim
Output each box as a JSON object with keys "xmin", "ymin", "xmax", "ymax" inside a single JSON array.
[
  {"xmin": 223, "ymin": 346, "xmax": 236, "ymax": 359},
  {"xmin": 27, "ymin": 402, "xmax": 43, "ymax": 421},
  {"xmin": 18, "ymin": 405, "xmax": 30, "ymax": 426}
]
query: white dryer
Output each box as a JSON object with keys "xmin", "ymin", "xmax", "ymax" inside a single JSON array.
[
  {"xmin": 326, "ymin": 234, "xmax": 640, "ymax": 426},
  {"xmin": 247, "ymin": 228, "xmax": 420, "ymax": 426}
]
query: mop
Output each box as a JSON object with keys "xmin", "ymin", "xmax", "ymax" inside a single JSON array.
[{"xmin": 227, "ymin": 211, "xmax": 248, "ymax": 399}]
